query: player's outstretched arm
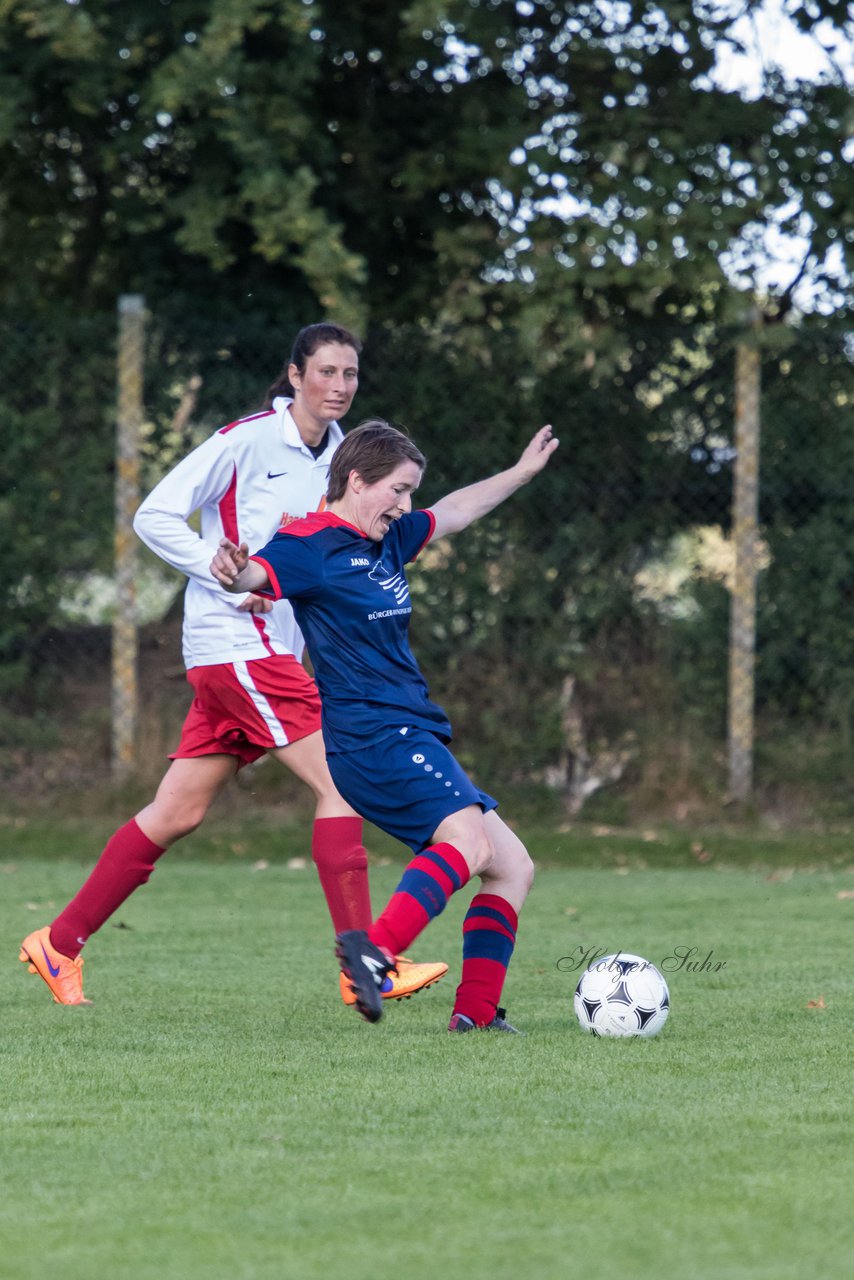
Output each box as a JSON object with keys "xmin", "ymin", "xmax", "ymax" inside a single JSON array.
[
  {"xmin": 430, "ymin": 425, "xmax": 558, "ymax": 540},
  {"xmin": 210, "ymin": 538, "xmax": 271, "ymax": 594}
]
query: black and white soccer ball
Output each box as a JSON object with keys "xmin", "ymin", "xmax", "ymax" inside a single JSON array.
[{"xmin": 573, "ymin": 952, "xmax": 670, "ymax": 1038}]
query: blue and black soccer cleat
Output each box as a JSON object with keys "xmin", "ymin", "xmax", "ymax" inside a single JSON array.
[
  {"xmin": 447, "ymin": 1007, "xmax": 523, "ymax": 1034},
  {"xmin": 335, "ymin": 929, "xmax": 394, "ymax": 1023}
]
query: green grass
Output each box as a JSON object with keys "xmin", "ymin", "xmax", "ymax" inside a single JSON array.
[{"xmin": 2, "ymin": 820, "xmax": 853, "ymax": 1280}]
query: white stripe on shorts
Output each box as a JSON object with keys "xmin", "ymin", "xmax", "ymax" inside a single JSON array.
[{"xmin": 232, "ymin": 660, "xmax": 289, "ymax": 748}]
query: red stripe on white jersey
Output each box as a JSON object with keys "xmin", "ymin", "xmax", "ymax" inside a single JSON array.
[
  {"xmin": 251, "ymin": 611, "xmax": 277, "ymax": 657},
  {"xmin": 218, "ymin": 410, "xmax": 275, "ymax": 436},
  {"xmin": 218, "ymin": 464, "xmax": 239, "ymax": 544}
]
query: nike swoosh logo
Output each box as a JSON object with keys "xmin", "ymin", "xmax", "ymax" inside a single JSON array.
[
  {"xmin": 41, "ymin": 944, "xmax": 61, "ymax": 977},
  {"xmin": 362, "ymin": 954, "xmax": 388, "ymax": 984},
  {"xmin": 267, "ymin": 470, "xmax": 288, "ymax": 479}
]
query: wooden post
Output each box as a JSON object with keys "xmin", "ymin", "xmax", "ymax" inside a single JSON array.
[
  {"xmin": 728, "ymin": 314, "xmax": 762, "ymax": 802},
  {"xmin": 112, "ymin": 295, "xmax": 145, "ymax": 778}
]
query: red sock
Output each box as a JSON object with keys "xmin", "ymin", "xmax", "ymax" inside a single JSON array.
[
  {"xmin": 368, "ymin": 843, "xmax": 470, "ymax": 957},
  {"xmin": 49, "ymin": 818, "xmax": 166, "ymax": 959},
  {"xmin": 311, "ymin": 816, "xmax": 372, "ymax": 934},
  {"xmin": 453, "ymin": 894, "xmax": 519, "ymax": 1026}
]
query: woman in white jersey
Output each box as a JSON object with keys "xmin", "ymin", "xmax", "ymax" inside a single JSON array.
[{"xmin": 19, "ymin": 324, "xmax": 446, "ymax": 1008}]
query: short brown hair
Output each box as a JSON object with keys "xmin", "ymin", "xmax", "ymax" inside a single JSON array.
[{"xmin": 327, "ymin": 419, "xmax": 426, "ymax": 502}]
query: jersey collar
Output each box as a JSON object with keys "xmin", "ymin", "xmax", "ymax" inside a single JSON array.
[
  {"xmin": 275, "ymin": 397, "xmax": 344, "ymax": 460},
  {"xmin": 309, "ymin": 510, "xmax": 370, "ymax": 538}
]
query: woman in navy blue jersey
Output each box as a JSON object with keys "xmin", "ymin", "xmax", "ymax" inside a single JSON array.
[{"xmin": 211, "ymin": 418, "xmax": 559, "ymax": 1031}]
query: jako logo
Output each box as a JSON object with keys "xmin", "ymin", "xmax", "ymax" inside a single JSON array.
[
  {"xmin": 351, "ymin": 557, "xmax": 370, "ymax": 566},
  {"xmin": 368, "ymin": 560, "xmax": 409, "ymax": 605}
]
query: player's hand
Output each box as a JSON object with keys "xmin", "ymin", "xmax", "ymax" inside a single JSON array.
[
  {"xmin": 516, "ymin": 425, "xmax": 559, "ymax": 480},
  {"xmin": 211, "ymin": 537, "xmax": 250, "ymax": 586},
  {"xmin": 237, "ymin": 593, "xmax": 273, "ymax": 614}
]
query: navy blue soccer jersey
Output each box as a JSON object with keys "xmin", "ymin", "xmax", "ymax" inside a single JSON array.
[{"xmin": 250, "ymin": 509, "xmax": 452, "ymax": 754}]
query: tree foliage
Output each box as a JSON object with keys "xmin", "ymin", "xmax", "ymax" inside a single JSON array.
[
  {"xmin": 2, "ymin": 1, "xmax": 849, "ymax": 328},
  {"xmin": 0, "ymin": 0, "xmax": 851, "ymax": 785}
]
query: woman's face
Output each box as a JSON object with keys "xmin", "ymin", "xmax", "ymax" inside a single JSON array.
[
  {"xmin": 289, "ymin": 342, "xmax": 359, "ymax": 431},
  {"xmin": 350, "ymin": 460, "xmax": 423, "ymax": 542}
]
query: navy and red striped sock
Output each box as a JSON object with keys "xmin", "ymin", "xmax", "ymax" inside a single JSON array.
[
  {"xmin": 369, "ymin": 842, "xmax": 470, "ymax": 958},
  {"xmin": 453, "ymin": 893, "xmax": 519, "ymax": 1026}
]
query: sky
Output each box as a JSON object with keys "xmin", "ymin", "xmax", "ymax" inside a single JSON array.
[
  {"xmin": 502, "ymin": 1, "xmax": 851, "ymax": 310},
  {"xmin": 712, "ymin": 0, "xmax": 852, "ymax": 97},
  {"xmin": 710, "ymin": 0, "xmax": 852, "ymax": 310}
]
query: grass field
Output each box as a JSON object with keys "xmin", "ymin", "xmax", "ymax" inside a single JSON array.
[{"xmin": 1, "ymin": 816, "xmax": 852, "ymax": 1280}]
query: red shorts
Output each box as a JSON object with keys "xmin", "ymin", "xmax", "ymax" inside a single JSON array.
[{"xmin": 170, "ymin": 656, "xmax": 322, "ymax": 768}]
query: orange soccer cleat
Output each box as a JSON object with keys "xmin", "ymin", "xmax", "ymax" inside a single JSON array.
[
  {"xmin": 19, "ymin": 927, "xmax": 92, "ymax": 1006},
  {"xmin": 339, "ymin": 952, "xmax": 448, "ymax": 1007}
]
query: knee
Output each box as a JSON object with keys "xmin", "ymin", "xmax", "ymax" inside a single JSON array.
[
  {"xmin": 519, "ymin": 848, "xmax": 535, "ymax": 894},
  {"xmin": 172, "ymin": 805, "xmax": 207, "ymax": 839},
  {"xmin": 312, "ymin": 818, "xmax": 367, "ymax": 871},
  {"xmin": 466, "ymin": 832, "xmax": 497, "ymax": 879},
  {"xmin": 480, "ymin": 837, "xmax": 534, "ymax": 895},
  {"xmin": 147, "ymin": 798, "xmax": 208, "ymax": 844}
]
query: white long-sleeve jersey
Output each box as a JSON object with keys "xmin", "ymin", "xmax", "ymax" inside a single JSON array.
[{"xmin": 133, "ymin": 396, "xmax": 343, "ymax": 669}]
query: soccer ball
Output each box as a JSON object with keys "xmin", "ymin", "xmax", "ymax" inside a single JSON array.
[{"xmin": 573, "ymin": 952, "xmax": 670, "ymax": 1038}]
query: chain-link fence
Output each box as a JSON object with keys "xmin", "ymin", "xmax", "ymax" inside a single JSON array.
[{"xmin": 1, "ymin": 298, "xmax": 851, "ymax": 821}]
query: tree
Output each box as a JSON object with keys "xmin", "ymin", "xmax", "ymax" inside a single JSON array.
[
  {"xmin": 0, "ymin": 0, "xmax": 364, "ymax": 320},
  {"xmin": 2, "ymin": 1, "xmax": 848, "ymax": 334},
  {"xmin": 1, "ymin": 1, "xmax": 850, "ymax": 804}
]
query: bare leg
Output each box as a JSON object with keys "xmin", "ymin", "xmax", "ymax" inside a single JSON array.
[
  {"xmin": 135, "ymin": 754, "xmax": 239, "ymax": 846},
  {"xmin": 432, "ymin": 806, "xmax": 534, "ymax": 912},
  {"xmin": 268, "ymin": 731, "xmax": 359, "ymax": 818}
]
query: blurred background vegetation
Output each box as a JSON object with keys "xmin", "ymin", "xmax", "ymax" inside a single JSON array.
[{"xmin": 0, "ymin": 1, "xmax": 851, "ymax": 826}]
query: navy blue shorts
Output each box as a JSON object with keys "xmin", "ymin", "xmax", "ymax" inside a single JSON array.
[{"xmin": 328, "ymin": 727, "xmax": 497, "ymax": 852}]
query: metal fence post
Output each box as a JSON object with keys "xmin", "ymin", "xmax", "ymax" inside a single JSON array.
[
  {"xmin": 728, "ymin": 314, "xmax": 762, "ymax": 802},
  {"xmin": 112, "ymin": 294, "xmax": 145, "ymax": 778}
]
